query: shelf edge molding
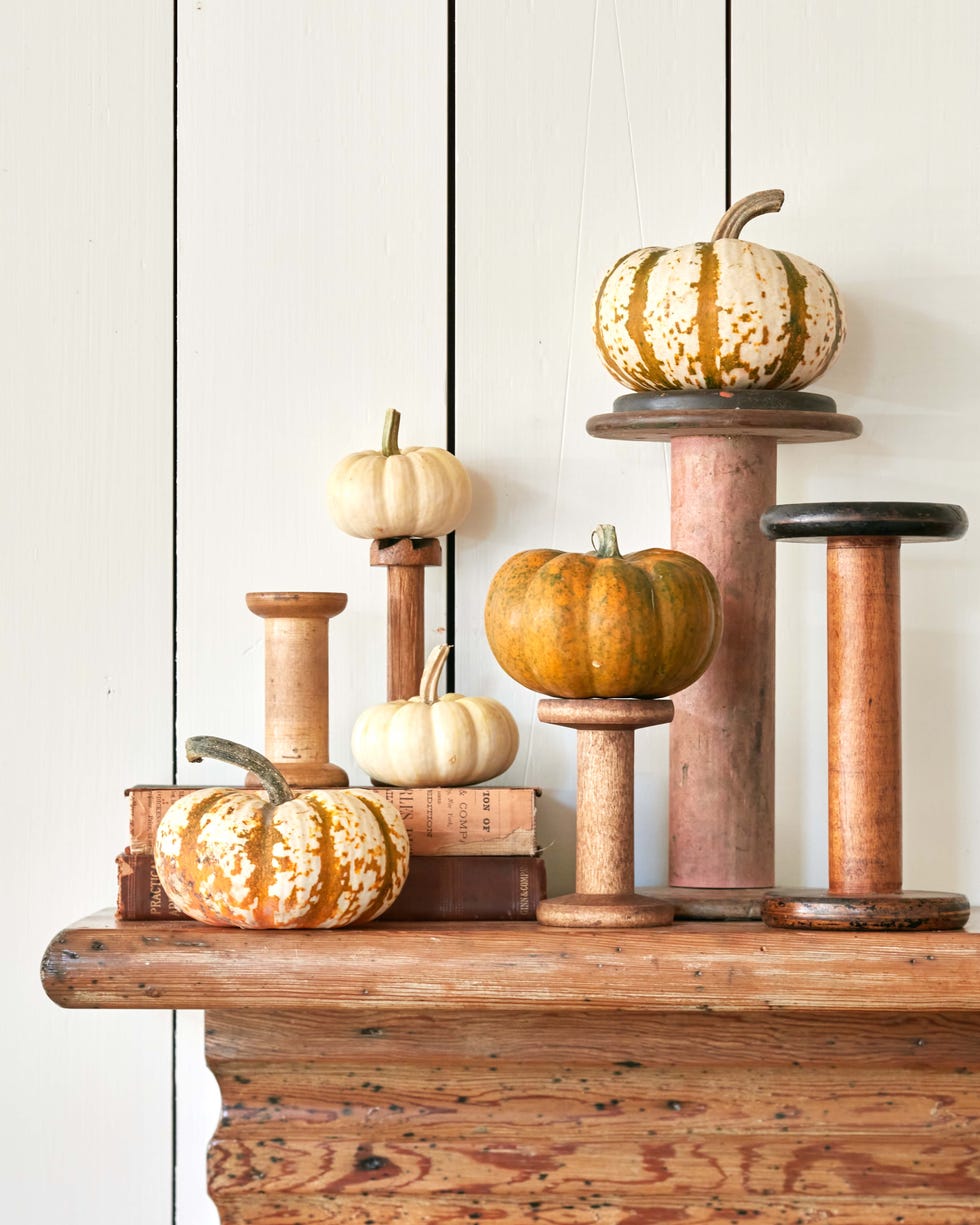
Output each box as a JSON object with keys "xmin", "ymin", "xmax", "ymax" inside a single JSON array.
[{"xmin": 41, "ymin": 909, "xmax": 980, "ymax": 1013}]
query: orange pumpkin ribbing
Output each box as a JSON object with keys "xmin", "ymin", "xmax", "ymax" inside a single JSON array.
[{"xmin": 485, "ymin": 530, "xmax": 722, "ymax": 701}]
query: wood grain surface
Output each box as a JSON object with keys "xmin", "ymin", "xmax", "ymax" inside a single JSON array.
[
  {"xmin": 668, "ymin": 434, "xmax": 778, "ymax": 890},
  {"xmin": 245, "ymin": 592, "xmax": 349, "ymax": 789},
  {"xmin": 42, "ymin": 910, "xmax": 980, "ymax": 1012},
  {"xmin": 827, "ymin": 539, "xmax": 902, "ymax": 894},
  {"xmin": 203, "ymin": 1005, "xmax": 980, "ymax": 1223},
  {"xmin": 370, "ymin": 537, "xmax": 442, "ymax": 701},
  {"xmin": 210, "ymin": 1198, "xmax": 979, "ymax": 1223}
]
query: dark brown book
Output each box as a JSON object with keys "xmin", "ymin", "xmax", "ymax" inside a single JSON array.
[
  {"xmin": 117, "ymin": 849, "xmax": 546, "ymax": 923},
  {"xmin": 126, "ymin": 785, "xmax": 538, "ymax": 857},
  {"xmin": 378, "ymin": 855, "xmax": 546, "ymax": 922}
]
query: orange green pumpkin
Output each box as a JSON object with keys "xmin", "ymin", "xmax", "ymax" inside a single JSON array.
[{"xmin": 484, "ymin": 524, "xmax": 722, "ymax": 699}]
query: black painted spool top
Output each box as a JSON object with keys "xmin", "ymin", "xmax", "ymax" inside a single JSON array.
[
  {"xmin": 613, "ymin": 388, "xmax": 838, "ymax": 414},
  {"xmin": 761, "ymin": 501, "xmax": 969, "ymax": 544}
]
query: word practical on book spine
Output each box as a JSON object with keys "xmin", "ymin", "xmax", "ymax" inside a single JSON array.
[
  {"xmin": 126, "ymin": 784, "xmax": 538, "ymax": 857},
  {"xmin": 116, "ymin": 849, "xmax": 545, "ymax": 923}
]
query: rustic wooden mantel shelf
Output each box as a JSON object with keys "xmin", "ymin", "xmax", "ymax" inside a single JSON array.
[
  {"xmin": 42, "ymin": 908, "xmax": 980, "ymax": 1012},
  {"xmin": 42, "ymin": 913, "xmax": 980, "ymax": 1224}
]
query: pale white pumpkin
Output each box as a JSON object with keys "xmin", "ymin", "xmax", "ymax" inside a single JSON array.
[
  {"xmin": 327, "ymin": 408, "xmax": 472, "ymax": 539},
  {"xmin": 594, "ymin": 189, "xmax": 846, "ymax": 393},
  {"xmin": 352, "ymin": 645, "xmax": 519, "ymax": 787}
]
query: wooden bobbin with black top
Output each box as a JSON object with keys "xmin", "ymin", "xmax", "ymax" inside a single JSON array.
[
  {"xmin": 535, "ymin": 698, "xmax": 675, "ymax": 928},
  {"xmin": 759, "ymin": 502, "xmax": 970, "ymax": 931},
  {"xmin": 245, "ymin": 592, "xmax": 349, "ymax": 788},
  {"xmin": 370, "ymin": 536, "xmax": 442, "ymax": 701}
]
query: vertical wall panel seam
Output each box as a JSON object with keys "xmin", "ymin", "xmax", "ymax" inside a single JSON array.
[
  {"xmin": 170, "ymin": 1, "xmax": 179, "ymax": 1221},
  {"xmin": 446, "ymin": 0, "xmax": 457, "ymax": 691},
  {"xmin": 725, "ymin": 0, "xmax": 732, "ymax": 209}
]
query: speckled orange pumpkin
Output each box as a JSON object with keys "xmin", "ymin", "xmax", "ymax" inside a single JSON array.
[
  {"xmin": 154, "ymin": 736, "xmax": 409, "ymax": 929},
  {"xmin": 484, "ymin": 525, "xmax": 722, "ymax": 699}
]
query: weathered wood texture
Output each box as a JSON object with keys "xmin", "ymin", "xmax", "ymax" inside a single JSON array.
[
  {"xmin": 828, "ymin": 540, "xmax": 903, "ymax": 894},
  {"xmin": 204, "ymin": 1005, "xmax": 980, "ymax": 1223},
  {"xmin": 537, "ymin": 699, "xmax": 674, "ymax": 927},
  {"xmin": 370, "ymin": 537, "xmax": 443, "ymax": 701},
  {"xmin": 245, "ymin": 592, "xmax": 349, "ymax": 789},
  {"xmin": 42, "ymin": 910, "xmax": 980, "ymax": 1012},
  {"xmin": 206, "ymin": 1199, "xmax": 980, "ymax": 1224},
  {"xmin": 669, "ymin": 434, "xmax": 778, "ymax": 890}
]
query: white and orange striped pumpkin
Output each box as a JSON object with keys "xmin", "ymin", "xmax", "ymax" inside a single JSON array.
[
  {"xmin": 594, "ymin": 189, "xmax": 845, "ymax": 393},
  {"xmin": 327, "ymin": 408, "xmax": 472, "ymax": 540},
  {"xmin": 154, "ymin": 736, "xmax": 409, "ymax": 929}
]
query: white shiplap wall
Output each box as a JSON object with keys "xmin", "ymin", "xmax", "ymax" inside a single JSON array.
[
  {"xmin": 5, "ymin": 3, "xmax": 174, "ymax": 1223},
  {"xmin": 174, "ymin": 2, "xmax": 447, "ymax": 1218},
  {"xmin": 732, "ymin": 0, "xmax": 980, "ymax": 894},
  {"xmin": 455, "ymin": 0, "xmax": 726, "ymax": 894},
  {"xmin": 12, "ymin": 3, "xmax": 980, "ymax": 1222}
]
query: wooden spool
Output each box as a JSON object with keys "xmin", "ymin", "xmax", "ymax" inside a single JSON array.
[
  {"xmin": 535, "ymin": 698, "xmax": 675, "ymax": 928},
  {"xmin": 245, "ymin": 592, "xmax": 348, "ymax": 788},
  {"xmin": 759, "ymin": 502, "xmax": 970, "ymax": 931},
  {"xmin": 370, "ymin": 536, "xmax": 442, "ymax": 701},
  {"xmin": 588, "ymin": 389, "xmax": 862, "ymax": 918}
]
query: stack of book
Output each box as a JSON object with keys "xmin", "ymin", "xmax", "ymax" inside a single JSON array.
[{"xmin": 116, "ymin": 784, "xmax": 544, "ymax": 922}]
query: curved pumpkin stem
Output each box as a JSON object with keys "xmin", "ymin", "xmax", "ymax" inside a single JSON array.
[
  {"xmin": 418, "ymin": 643, "xmax": 451, "ymax": 704},
  {"xmin": 591, "ymin": 524, "xmax": 623, "ymax": 559},
  {"xmin": 381, "ymin": 407, "xmax": 402, "ymax": 457},
  {"xmin": 185, "ymin": 735, "xmax": 294, "ymax": 806},
  {"xmin": 711, "ymin": 188, "xmax": 785, "ymax": 241}
]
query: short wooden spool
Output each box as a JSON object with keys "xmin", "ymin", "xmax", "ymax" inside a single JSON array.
[
  {"xmin": 535, "ymin": 698, "xmax": 675, "ymax": 928},
  {"xmin": 759, "ymin": 502, "xmax": 970, "ymax": 931},
  {"xmin": 370, "ymin": 536, "xmax": 442, "ymax": 701},
  {"xmin": 245, "ymin": 592, "xmax": 349, "ymax": 788}
]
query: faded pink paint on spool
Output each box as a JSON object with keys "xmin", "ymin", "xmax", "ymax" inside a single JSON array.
[{"xmin": 668, "ymin": 435, "xmax": 776, "ymax": 888}]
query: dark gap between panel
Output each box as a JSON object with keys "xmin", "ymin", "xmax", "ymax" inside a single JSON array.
[
  {"xmin": 725, "ymin": 0, "xmax": 732, "ymax": 209},
  {"xmin": 170, "ymin": 3, "xmax": 179, "ymax": 1223},
  {"xmin": 445, "ymin": 0, "xmax": 457, "ymax": 692}
]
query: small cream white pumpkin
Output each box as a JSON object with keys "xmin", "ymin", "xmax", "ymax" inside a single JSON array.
[
  {"xmin": 352, "ymin": 645, "xmax": 519, "ymax": 787},
  {"xmin": 594, "ymin": 189, "xmax": 846, "ymax": 393},
  {"xmin": 327, "ymin": 408, "xmax": 472, "ymax": 540}
]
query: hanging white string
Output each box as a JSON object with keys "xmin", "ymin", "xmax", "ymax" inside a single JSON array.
[{"xmin": 524, "ymin": 0, "xmax": 600, "ymax": 792}]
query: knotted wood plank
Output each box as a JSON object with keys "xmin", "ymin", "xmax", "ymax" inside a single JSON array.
[{"xmin": 206, "ymin": 1007, "xmax": 980, "ymax": 1222}]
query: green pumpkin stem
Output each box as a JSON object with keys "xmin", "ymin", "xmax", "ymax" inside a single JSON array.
[
  {"xmin": 381, "ymin": 408, "xmax": 401, "ymax": 457},
  {"xmin": 711, "ymin": 188, "xmax": 785, "ymax": 241},
  {"xmin": 185, "ymin": 735, "xmax": 294, "ymax": 806},
  {"xmin": 591, "ymin": 524, "xmax": 623, "ymax": 559},
  {"xmin": 418, "ymin": 643, "xmax": 451, "ymax": 704}
]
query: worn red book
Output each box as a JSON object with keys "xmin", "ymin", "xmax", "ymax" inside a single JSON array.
[
  {"xmin": 126, "ymin": 785, "xmax": 538, "ymax": 857},
  {"xmin": 117, "ymin": 849, "xmax": 545, "ymax": 923}
]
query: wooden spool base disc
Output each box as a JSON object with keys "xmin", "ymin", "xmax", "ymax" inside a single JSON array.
[
  {"xmin": 638, "ymin": 885, "xmax": 766, "ymax": 921},
  {"xmin": 587, "ymin": 403, "xmax": 862, "ymax": 445},
  {"xmin": 537, "ymin": 892, "xmax": 674, "ymax": 929},
  {"xmin": 762, "ymin": 889, "xmax": 971, "ymax": 931},
  {"xmin": 246, "ymin": 761, "xmax": 349, "ymax": 790}
]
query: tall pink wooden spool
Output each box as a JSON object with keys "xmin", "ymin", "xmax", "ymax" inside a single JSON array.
[{"xmin": 588, "ymin": 389, "xmax": 862, "ymax": 917}]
